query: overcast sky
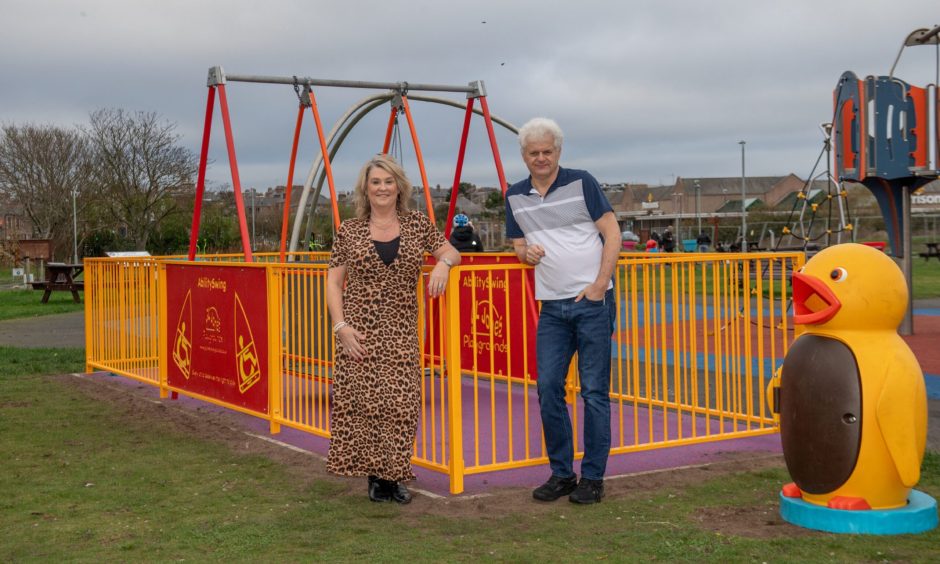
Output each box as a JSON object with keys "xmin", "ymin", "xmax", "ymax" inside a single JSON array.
[{"xmin": 2, "ymin": 0, "xmax": 939, "ymax": 193}]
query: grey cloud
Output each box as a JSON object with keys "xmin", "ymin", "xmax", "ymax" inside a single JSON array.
[{"xmin": 2, "ymin": 0, "xmax": 937, "ymax": 192}]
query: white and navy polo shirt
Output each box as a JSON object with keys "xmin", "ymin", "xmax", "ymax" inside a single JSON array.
[{"xmin": 505, "ymin": 167, "xmax": 614, "ymax": 300}]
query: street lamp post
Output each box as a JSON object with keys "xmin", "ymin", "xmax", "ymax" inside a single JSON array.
[
  {"xmin": 672, "ymin": 192, "xmax": 681, "ymax": 240},
  {"xmin": 72, "ymin": 187, "xmax": 78, "ymax": 263},
  {"xmin": 251, "ymin": 188, "xmax": 256, "ymax": 249},
  {"xmin": 694, "ymin": 179, "xmax": 701, "ymax": 236},
  {"xmin": 739, "ymin": 140, "xmax": 747, "ymax": 253}
]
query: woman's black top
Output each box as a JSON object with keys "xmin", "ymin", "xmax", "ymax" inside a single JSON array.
[{"xmin": 373, "ymin": 236, "xmax": 400, "ymax": 266}]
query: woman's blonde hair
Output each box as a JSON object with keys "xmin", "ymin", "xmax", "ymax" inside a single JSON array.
[{"xmin": 352, "ymin": 154, "xmax": 413, "ymax": 218}]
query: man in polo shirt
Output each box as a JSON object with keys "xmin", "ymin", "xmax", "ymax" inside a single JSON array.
[{"xmin": 505, "ymin": 117, "xmax": 621, "ymax": 504}]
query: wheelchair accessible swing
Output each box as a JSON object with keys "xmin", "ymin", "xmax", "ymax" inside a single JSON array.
[{"xmin": 185, "ymin": 66, "xmax": 519, "ymax": 263}]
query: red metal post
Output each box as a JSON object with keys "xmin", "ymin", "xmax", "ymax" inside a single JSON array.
[
  {"xmin": 188, "ymin": 86, "xmax": 217, "ymax": 261},
  {"xmin": 216, "ymin": 84, "xmax": 254, "ymax": 262},
  {"xmin": 444, "ymin": 98, "xmax": 475, "ymax": 239},
  {"xmin": 480, "ymin": 96, "xmax": 535, "ymax": 326},
  {"xmin": 400, "ymin": 95, "xmax": 435, "ymax": 224},
  {"xmin": 382, "ymin": 107, "xmax": 398, "ymax": 154},
  {"xmin": 479, "ymin": 96, "xmax": 508, "ymax": 194},
  {"xmin": 306, "ymin": 89, "xmax": 342, "ymax": 228},
  {"xmin": 279, "ymin": 105, "xmax": 305, "ymax": 261}
]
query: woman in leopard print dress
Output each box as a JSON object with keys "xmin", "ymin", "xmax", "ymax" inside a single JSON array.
[{"xmin": 326, "ymin": 155, "xmax": 460, "ymax": 504}]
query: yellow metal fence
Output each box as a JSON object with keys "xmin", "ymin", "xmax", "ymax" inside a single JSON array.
[{"xmin": 85, "ymin": 251, "xmax": 803, "ymax": 494}]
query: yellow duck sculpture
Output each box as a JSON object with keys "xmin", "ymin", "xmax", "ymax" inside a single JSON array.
[{"xmin": 778, "ymin": 243, "xmax": 927, "ymax": 510}]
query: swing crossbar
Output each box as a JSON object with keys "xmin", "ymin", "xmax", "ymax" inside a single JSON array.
[{"xmin": 210, "ymin": 67, "xmax": 483, "ymax": 97}]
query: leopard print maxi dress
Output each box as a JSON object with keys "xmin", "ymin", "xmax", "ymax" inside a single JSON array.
[{"xmin": 326, "ymin": 210, "xmax": 447, "ymax": 482}]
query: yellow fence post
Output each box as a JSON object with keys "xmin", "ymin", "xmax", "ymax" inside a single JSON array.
[
  {"xmin": 158, "ymin": 262, "xmax": 169, "ymax": 399},
  {"xmin": 444, "ymin": 269, "xmax": 465, "ymax": 494},
  {"xmin": 268, "ymin": 265, "xmax": 282, "ymax": 435},
  {"xmin": 83, "ymin": 260, "xmax": 94, "ymax": 373}
]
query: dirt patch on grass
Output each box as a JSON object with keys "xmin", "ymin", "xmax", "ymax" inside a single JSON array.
[
  {"xmin": 693, "ymin": 504, "xmax": 818, "ymax": 539},
  {"xmin": 409, "ymin": 454, "xmax": 796, "ymax": 523}
]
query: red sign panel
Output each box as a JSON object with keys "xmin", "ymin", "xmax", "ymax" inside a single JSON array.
[
  {"xmin": 425, "ymin": 255, "xmax": 539, "ymax": 379},
  {"xmin": 165, "ymin": 263, "xmax": 269, "ymax": 413}
]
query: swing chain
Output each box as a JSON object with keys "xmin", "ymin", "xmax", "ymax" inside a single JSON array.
[{"xmin": 292, "ymin": 76, "xmax": 312, "ymax": 107}]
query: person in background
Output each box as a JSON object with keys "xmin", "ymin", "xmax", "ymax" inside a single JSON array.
[
  {"xmin": 449, "ymin": 213, "xmax": 485, "ymax": 252},
  {"xmin": 696, "ymin": 230, "xmax": 712, "ymax": 252},
  {"xmin": 505, "ymin": 117, "xmax": 619, "ymax": 505},
  {"xmin": 326, "ymin": 154, "xmax": 461, "ymax": 504},
  {"xmin": 661, "ymin": 226, "xmax": 675, "ymax": 253}
]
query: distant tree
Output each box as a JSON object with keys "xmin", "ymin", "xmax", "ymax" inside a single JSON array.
[
  {"xmin": 147, "ymin": 210, "xmax": 191, "ymax": 256},
  {"xmin": 458, "ymin": 181, "xmax": 476, "ymax": 199},
  {"xmin": 253, "ymin": 204, "xmax": 283, "ymax": 251},
  {"xmin": 0, "ymin": 123, "xmax": 93, "ymax": 257},
  {"xmin": 86, "ymin": 109, "xmax": 197, "ymax": 250},
  {"xmin": 484, "ymin": 190, "xmax": 504, "ymax": 210},
  {"xmin": 433, "ymin": 203, "xmax": 450, "ymax": 230},
  {"xmin": 200, "ymin": 205, "xmax": 240, "ymax": 253},
  {"xmin": 189, "ymin": 191, "xmax": 239, "ymax": 253},
  {"xmin": 81, "ymin": 229, "xmax": 124, "ymax": 258}
]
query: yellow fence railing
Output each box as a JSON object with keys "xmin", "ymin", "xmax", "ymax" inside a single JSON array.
[{"xmin": 85, "ymin": 251, "xmax": 803, "ymax": 494}]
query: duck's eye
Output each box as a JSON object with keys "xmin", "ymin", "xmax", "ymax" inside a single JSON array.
[{"xmin": 830, "ymin": 267, "xmax": 848, "ymax": 282}]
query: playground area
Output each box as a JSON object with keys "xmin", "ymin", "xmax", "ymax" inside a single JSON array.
[{"xmin": 67, "ymin": 248, "xmax": 939, "ymax": 498}]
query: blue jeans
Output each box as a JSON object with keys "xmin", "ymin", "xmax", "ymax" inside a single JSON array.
[{"xmin": 536, "ymin": 288, "xmax": 615, "ymax": 481}]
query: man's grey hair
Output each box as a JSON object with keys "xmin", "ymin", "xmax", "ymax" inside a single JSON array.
[{"xmin": 517, "ymin": 117, "xmax": 564, "ymax": 153}]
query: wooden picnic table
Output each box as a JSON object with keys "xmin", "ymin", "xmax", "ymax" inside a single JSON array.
[
  {"xmin": 32, "ymin": 262, "xmax": 85, "ymax": 303},
  {"xmin": 920, "ymin": 242, "xmax": 940, "ymax": 262}
]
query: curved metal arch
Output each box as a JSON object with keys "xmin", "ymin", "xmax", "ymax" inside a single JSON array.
[
  {"xmin": 288, "ymin": 92, "xmax": 392, "ymax": 254},
  {"xmin": 297, "ymin": 96, "xmax": 391, "ymax": 250},
  {"xmin": 289, "ymin": 94, "xmax": 518, "ymax": 253}
]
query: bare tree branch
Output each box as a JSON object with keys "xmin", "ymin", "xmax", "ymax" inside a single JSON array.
[
  {"xmin": 86, "ymin": 109, "xmax": 197, "ymax": 250},
  {"xmin": 0, "ymin": 123, "xmax": 92, "ymax": 255}
]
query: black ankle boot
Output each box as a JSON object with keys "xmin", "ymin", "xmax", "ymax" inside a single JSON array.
[
  {"xmin": 388, "ymin": 480, "xmax": 412, "ymax": 504},
  {"xmin": 367, "ymin": 475, "xmax": 392, "ymax": 502}
]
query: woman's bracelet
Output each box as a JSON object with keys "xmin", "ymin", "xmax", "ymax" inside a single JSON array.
[{"xmin": 332, "ymin": 321, "xmax": 348, "ymax": 334}]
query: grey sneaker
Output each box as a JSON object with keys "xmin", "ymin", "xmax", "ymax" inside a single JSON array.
[
  {"xmin": 532, "ymin": 475, "xmax": 578, "ymax": 501},
  {"xmin": 569, "ymin": 478, "xmax": 604, "ymax": 504}
]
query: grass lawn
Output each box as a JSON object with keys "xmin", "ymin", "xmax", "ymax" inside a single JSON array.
[
  {"xmin": 913, "ymin": 258, "xmax": 940, "ymax": 300},
  {"xmin": 0, "ymin": 289, "xmax": 84, "ymax": 321},
  {"xmin": 1, "ymin": 347, "xmax": 938, "ymax": 561}
]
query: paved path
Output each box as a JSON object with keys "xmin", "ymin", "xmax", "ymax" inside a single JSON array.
[{"xmin": 0, "ymin": 311, "xmax": 84, "ymax": 348}]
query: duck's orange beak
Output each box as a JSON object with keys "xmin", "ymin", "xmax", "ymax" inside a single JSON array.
[{"xmin": 792, "ymin": 272, "xmax": 841, "ymax": 325}]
